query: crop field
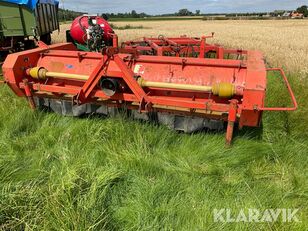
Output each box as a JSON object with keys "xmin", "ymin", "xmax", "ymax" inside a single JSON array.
[
  {"xmin": 0, "ymin": 20, "xmax": 307, "ymax": 230},
  {"xmin": 53, "ymin": 20, "xmax": 308, "ymax": 75}
]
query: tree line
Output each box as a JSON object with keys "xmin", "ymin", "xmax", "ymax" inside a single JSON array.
[
  {"xmin": 58, "ymin": 9, "xmax": 86, "ymax": 22},
  {"xmin": 296, "ymin": 5, "xmax": 308, "ymax": 16},
  {"xmin": 101, "ymin": 6, "xmax": 308, "ymax": 19},
  {"xmin": 57, "ymin": 5, "xmax": 308, "ymax": 22}
]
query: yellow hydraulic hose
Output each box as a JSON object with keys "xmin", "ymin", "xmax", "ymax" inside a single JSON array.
[
  {"xmin": 27, "ymin": 67, "xmax": 236, "ymax": 97},
  {"xmin": 29, "ymin": 67, "xmax": 88, "ymax": 81},
  {"xmin": 137, "ymin": 78, "xmax": 212, "ymax": 92}
]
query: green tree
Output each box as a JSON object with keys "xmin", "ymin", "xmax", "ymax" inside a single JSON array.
[
  {"xmin": 195, "ymin": 10, "xmax": 201, "ymax": 16},
  {"xmin": 177, "ymin": 9, "xmax": 193, "ymax": 16},
  {"xmin": 296, "ymin": 5, "xmax": 308, "ymax": 17},
  {"xmin": 131, "ymin": 10, "xmax": 138, "ymax": 18}
]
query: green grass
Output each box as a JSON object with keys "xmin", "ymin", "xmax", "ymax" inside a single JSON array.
[{"xmin": 0, "ymin": 70, "xmax": 307, "ymax": 230}]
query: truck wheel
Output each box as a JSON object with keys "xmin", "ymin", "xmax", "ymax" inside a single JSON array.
[{"xmin": 40, "ymin": 33, "xmax": 52, "ymax": 45}]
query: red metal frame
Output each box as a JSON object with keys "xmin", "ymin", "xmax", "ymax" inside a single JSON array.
[
  {"xmin": 1, "ymin": 35, "xmax": 298, "ymax": 145},
  {"xmin": 122, "ymin": 34, "xmax": 247, "ymax": 59},
  {"xmin": 259, "ymin": 68, "xmax": 298, "ymax": 111}
]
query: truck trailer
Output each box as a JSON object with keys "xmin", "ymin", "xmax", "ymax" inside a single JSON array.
[{"xmin": 0, "ymin": 0, "xmax": 59, "ymax": 55}]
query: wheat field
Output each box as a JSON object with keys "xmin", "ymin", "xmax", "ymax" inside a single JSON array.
[{"xmin": 53, "ymin": 20, "xmax": 308, "ymax": 75}]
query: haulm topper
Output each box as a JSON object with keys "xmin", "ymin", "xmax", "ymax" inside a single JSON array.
[{"xmin": 1, "ymin": 15, "xmax": 297, "ymax": 145}]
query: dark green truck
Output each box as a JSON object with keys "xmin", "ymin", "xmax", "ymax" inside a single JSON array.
[{"xmin": 0, "ymin": 0, "xmax": 59, "ymax": 54}]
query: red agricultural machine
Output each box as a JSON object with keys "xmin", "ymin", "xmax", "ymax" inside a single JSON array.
[{"xmin": 0, "ymin": 15, "xmax": 298, "ymax": 145}]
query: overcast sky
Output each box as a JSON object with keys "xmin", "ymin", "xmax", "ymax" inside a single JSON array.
[{"xmin": 61, "ymin": 0, "xmax": 308, "ymax": 14}]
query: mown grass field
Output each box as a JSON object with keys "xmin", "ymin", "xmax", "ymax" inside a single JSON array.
[{"xmin": 0, "ymin": 20, "xmax": 308, "ymax": 230}]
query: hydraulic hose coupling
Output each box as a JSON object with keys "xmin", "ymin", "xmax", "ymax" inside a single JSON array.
[
  {"xmin": 212, "ymin": 82, "xmax": 236, "ymax": 98},
  {"xmin": 27, "ymin": 67, "xmax": 48, "ymax": 80}
]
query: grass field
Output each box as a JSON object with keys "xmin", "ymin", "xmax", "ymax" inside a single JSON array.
[{"xmin": 0, "ymin": 20, "xmax": 307, "ymax": 230}]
